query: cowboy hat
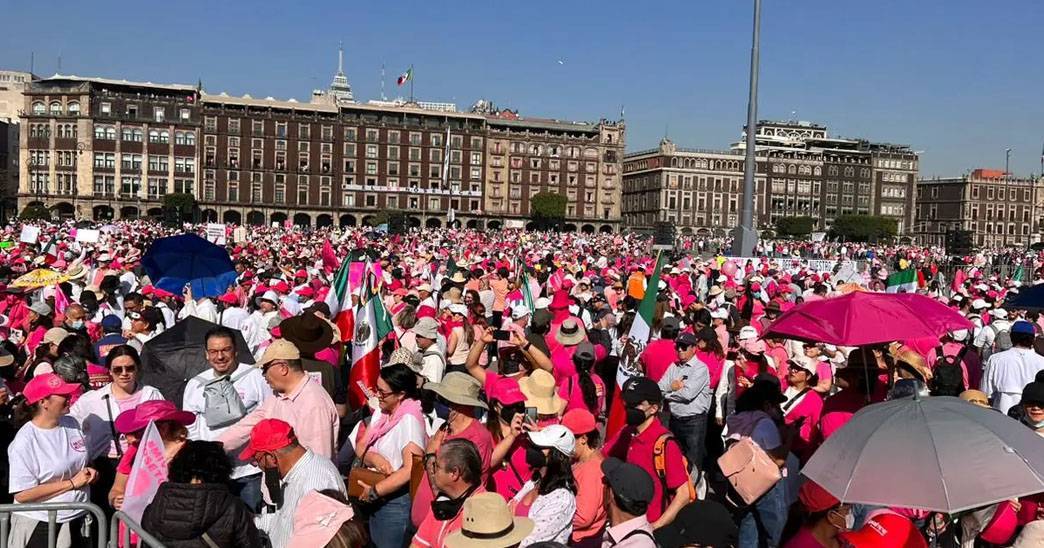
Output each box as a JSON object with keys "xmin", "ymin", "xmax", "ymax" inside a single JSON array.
[
  {"xmin": 65, "ymin": 263, "xmax": 87, "ymax": 280},
  {"xmin": 518, "ymin": 369, "xmax": 566, "ymax": 415},
  {"xmin": 444, "ymin": 493, "xmax": 534, "ymax": 548},
  {"xmin": 278, "ymin": 312, "xmax": 334, "ymax": 355},
  {"xmin": 426, "ymin": 372, "xmax": 488, "ymax": 410},
  {"xmin": 449, "ymin": 271, "xmax": 468, "ymax": 284},
  {"xmin": 555, "ymin": 319, "xmax": 586, "ymax": 346}
]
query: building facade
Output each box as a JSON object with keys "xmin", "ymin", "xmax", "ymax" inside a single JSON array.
[
  {"xmin": 18, "ymin": 69, "xmax": 624, "ymax": 232},
  {"xmin": 1, "ymin": 69, "xmax": 35, "ymax": 220},
  {"xmin": 914, "ymin": 169, "xmax": 1043, "ymax": 248},
  {"xmin": 622, "ymin": 121, "xmax": 919, "ymax": 236}
]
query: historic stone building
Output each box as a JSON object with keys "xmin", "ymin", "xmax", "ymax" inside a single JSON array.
[
  {"xmin": 1, "ymin": 69, "xmax": 35, "ymax": 220},
  {"xmin": 915, "ymin": 169, "xmax": 1043, "ymax": 248},
  {"xmin": 17, "ymin": 57, "xmax": 624, "ymax": 232}
]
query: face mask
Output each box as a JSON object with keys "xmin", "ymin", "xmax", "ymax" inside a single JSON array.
[
  {"xmin": 262, "ymin": 465, "xmax": 284, "ymax": 508},
  {"xmin": 69, "ymin": 320, "xmax": 84, "ymax": 330},
  {"xmin": 1029, "ymin": 418, "xmax": 1044, "ymax": 429},
  {"xmin": 525, "ymin": 445, "xmax": 547, "ymax": 469},
  {"xmin": 829, "ymin": 509, "xmax": 855, "ymax": 531},
  {"xmin": 431, "ymin": 485, "xmax": 477, "ymax": 521},
  {"xmin": 625, "ymin": 406, "xmax": 647, "ymax": 427},
  {"xmin": 434, "ymin": 400, "xmax": 450, "ymax": 421},
  {"xmin": 501, "ymin": 357, "xmax": 523, "ymax": 376}
]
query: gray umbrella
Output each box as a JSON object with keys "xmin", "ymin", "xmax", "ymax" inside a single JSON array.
[{"xmin": 802, "ymin": 395, "xmax": 1044, "ymax": 513}]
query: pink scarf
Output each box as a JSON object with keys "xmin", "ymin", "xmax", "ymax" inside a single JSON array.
[{"xmin": 363, "ymin": 398, "xmax": 424, "ymax": 447}]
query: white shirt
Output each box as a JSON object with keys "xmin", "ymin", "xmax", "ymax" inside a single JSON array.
[
  {"xmin": 219, "ymin": 306, "xmax": 250, "ymax": 331},
  {"xmin": 350, "ymin": 412, "xmax": 425, "ymax": 470},
  {"xmin": 178, "ymin": 297, "xmax": 218, "ymax": 324},
  {"xmin": 514, "ymin": 484, "xmax": 576, "ymax": 547},
  {"xmin": 183, "ymin": 364, "xmax": 273, "ymax": 479},
  {"xmin": 419, "ymin": 346, "xmax": 446, "ymax": 385},
  {"xmin": 981, "ymin": 347, "xmax": 1044, "ymax": 414},
  {"xmin": 255, "ymin": 450, "xmax": 346, "ymax": 548},
  {"xmin": 7, "ymin": 416, "xmax": 90, "ymax": 522},
  {"xmin": 69, "ymin": 384, "xmax": 165, "ymax": 460}
]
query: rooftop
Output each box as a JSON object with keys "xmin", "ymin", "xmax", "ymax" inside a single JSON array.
[{"xmin": 37, "ymin": 73, "xmax": 197, "ymax": 92}]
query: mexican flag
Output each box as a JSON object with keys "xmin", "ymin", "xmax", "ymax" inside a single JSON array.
[
  {"xmin": 348, "ymin": 265, "xmax": 394, "ymax": 409},
  {"xmin": 324, "ymin": 260, "xmax": 355, "ymax": 342},
  {"xmin": 396, "ymin": 67, "xmax": 412, "ymax": 86},
  {"xmin": 41, "ymin": 236, "xmax": 59, "ymax": 265},
  {"xmin": 886, "ymin": 268, "xmax": 917, "ymax": 293},
  {"xmin": 520, "ymin": 269, "xmax": 536, "ymax": 311},
  {"xmin": 606, "ymin": 251, "xmax": 664, "ymax": 434}
]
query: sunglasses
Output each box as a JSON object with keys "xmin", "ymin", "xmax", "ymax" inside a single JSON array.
[
  {"xmin": 675, "ymin": 343, "xmax": 692, "ymax": 352},
  {"xmin": 111, "ymin": 365, "xmax": 136, "ymax": 375}
]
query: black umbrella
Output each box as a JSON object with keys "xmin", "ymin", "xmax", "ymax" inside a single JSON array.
[
  {"xmin": 140, "ymin": 316, "xmax": 254, "ymax": 406},
  {"xmin": 1006, "ymin": 283, "xmax": 1044, "ymax": 310}
]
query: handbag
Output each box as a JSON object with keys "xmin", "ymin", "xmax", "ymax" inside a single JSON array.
[
  {"xmin": 409, "ymin": 452, "xmax": 425, "ymax": 499},
  {"xmin": 347, "ymin": 466, "xmax": 389, "ymax": 500},
  {"xmin": 717, "ymin": 437, "xmax": 782, "ymax": 505}
]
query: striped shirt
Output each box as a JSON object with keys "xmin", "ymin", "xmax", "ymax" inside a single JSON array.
[{"xmin": 256, "ymin": 450, "xmax": 346, "ymax": 548}]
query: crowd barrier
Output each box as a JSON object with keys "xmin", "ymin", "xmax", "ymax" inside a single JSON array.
[
  {"xmin": 0, "ymin": 502, "xmax": 109, "ymax": 548},
  {"xmin": 109, "ymin": 511, "xmax": 166, "ymax": 548}
]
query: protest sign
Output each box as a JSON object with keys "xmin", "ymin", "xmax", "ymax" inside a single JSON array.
[
  {"xmin": 120, "ymin": 421, "xmax": 167, "ymax": 523},
  {"xmin": 19, "ymin": 226, "xmax": 39, "ymax": 244},
  {"xmin": 75, "ymin": 229, "xmax": 100, "ymax": 243},
  {"xmin": 205, "ymin": 223, "xmax": 227, "ymax": 245}
]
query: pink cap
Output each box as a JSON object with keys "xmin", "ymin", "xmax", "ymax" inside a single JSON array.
[
  {"xmin": 272, "ymin": 281, "xmax": 290, "ymax": 293},
  {"xmin": 488, "ymin": 376, "xmax": 525, "ymax": 406},
  {"xmin": 23, "ymin": 373, "xmax": 80, "ymax": 404},
  {"xmin": 294, "ymin": 269, "xmax": 308, "ymax": 279},
  {"xmin": 217, "ymin": 292, "xmax": 239, "ymax": 305},
  {"xmin": 287, "ymin": 491, "xmax": 355, "ymax": 548},
  {"xmin": 297, "ymin": 287, "xmax": 315, "ymax": 298},
  {"xmin": 114, "ymin": 400, "xmax": 195, "ymax": 434}
]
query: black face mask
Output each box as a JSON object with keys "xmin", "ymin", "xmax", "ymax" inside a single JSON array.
[
  {"xmin": 499, "ymin": 404, "xmax": 525, "ymax": 425},
  {"xmin": 501, "ymin": 357, "xmax": 524, "ymax": 376},
  {"xmin": 263, "ymin": 466, "xmax": 284, "ymax": 508},
  {"xmin": 525, "ymin": 446, "xmax": 547, "ymax": 469},
  {"xmin": 434, "ymin": 399, "xmax": 451, "ymax": 421},
  {"xmin": 431, "ymin": 484, "xmax": 478, "ymax": 521},
  {"xmin": 625, "ymin": 406, "xmax": 647, "ymax": 427}
]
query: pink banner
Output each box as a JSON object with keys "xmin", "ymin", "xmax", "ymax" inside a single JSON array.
[{"xmin": 121, "ymin": 422, "xmax": 167, "ymax": 523}]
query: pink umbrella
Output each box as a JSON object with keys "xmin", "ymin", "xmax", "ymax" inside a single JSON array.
[{"xmin": 763, "ymin": 292, "xmax": 972, "ymax": 346}]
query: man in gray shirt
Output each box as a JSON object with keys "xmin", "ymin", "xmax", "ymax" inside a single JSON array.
[{"xmin": 657, "ymin": 332, "xmax": 712, "ymax": 473}]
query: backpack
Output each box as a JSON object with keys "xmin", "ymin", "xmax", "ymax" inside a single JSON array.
[
  {"xmin": 653, "ymin": 433, "xmax": 697, "ymax": 512},
  {"xmin": 196, "ymin": 368, "xmax": 255, "ymax": 429},
  {"xmin": 990, "ymin": 324, "xmax": 1013, "ymax": 353}
]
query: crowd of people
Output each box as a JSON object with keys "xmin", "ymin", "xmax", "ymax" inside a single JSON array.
[{"xmin": 0, "ymin": 219, "xmax": 1041, "ymax": 548}]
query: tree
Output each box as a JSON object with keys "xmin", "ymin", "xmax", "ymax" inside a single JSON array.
[
  {"xmin": 162, "ymin": 192, "xmax": 196, "ymax": 222},
  {"xmin": 19, "ymin": 205, "xmax": 51, "ymax": 221},
  {"xmin": 530, "ymin": 192, "xmax": 567, "ymax": 231},
  {"xmin": 775, "ymin": 216, "xmax": 815, "ymax": 238},
  {"xmin": 828, "ymin": 215, "xmax": 898, "ymax": 242}
]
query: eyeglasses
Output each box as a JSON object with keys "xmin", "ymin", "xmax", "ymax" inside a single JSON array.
[
  {"xmin": 261, "ymin": 361, "xmax": 285, "ymax": 375},
  {"xmin": 675, "ymin": 344, "xmax": 692, "ymax": 352},
  {"xmin": 111, "ymin": 366, "xmax": 136, "ymax": 375},
  {"xmin": 376, "ymin": 387, "xmax": 401, "ymax": 399},
  {"xmin": 206, "ymin": 348, "xmax": 234, "ymax": 356}
]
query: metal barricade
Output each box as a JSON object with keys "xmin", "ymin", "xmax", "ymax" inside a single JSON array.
[
  {"xmin": 108, "ymin": 511, "xmax": 165, "ymax": 548},
  {"xmin": 0, "ymin": 502, "xmax": 108, "ymax": 548}
]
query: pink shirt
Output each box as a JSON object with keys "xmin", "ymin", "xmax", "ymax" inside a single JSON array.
[
  {"xmin": 640, "ymin": 339, "xmax": 678, "ymax": 383},
  {"xmin": 217, "ymin": 375, "xmax": 339, "ymax": 459},
  {"xmin": 783, "ymin": 528, "xmax": 827, "ymax": 548},
  {"xmin": 696, "ymin": 350, "xmax": 725, "ymax": 390},
  {"xmin": 571, "ymin": 456, "xmax": 607, "ymax": 544},
  {"xmin": 412, "ymin": 419, "xmax": 494, "ymax": 527},
  {"xmin": 783, "ymin": 388, "xmax": 823, "ymax": 462}
]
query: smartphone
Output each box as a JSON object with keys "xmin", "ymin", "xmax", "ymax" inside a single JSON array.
[
  {"xmin": 525, "ymin": 407, "xmax": 538, "ymax": 423},
  {"xmin": 492, "ymin": 330, "xmax": 511, "ymax": 341}
]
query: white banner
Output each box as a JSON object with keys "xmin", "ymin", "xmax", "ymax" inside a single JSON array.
[
  {"xmin": 205, "ymin": 223, "xmax": 227, "ymax": 245},
  {"xmin": 120, "ymin": 421, "xmax": 166, "ymax": 523},
  {"xmin": 19, "ymin": 226, "xmax": 39, "ymax": 244},
  {"xmin": 75, "ymin": 229, "xmax": 100, "ymax": 243}
]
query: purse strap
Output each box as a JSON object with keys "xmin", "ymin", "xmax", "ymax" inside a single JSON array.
[
  {"xmin": 201, "ymin": 532, "xmax": 219, "ymax": 548},
  {"xmin": 782, "ymin": 387, "xmax": 811, "ymax": 412},
  {"xmin": 102, "ymin": 393, "xmax": 124, "ymax": 457}
]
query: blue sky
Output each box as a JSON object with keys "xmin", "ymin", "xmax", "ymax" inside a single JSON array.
[{"xmin": 3, "ymin": 0, "xmax": 1042, "ymax": 177}]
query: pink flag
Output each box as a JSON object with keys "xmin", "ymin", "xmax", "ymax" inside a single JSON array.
[
  {"xmin": 121, "ymin": 421, "xmax": 167, "ymax": 523},
  {"xmin": 321, "ymin": 239, "xmax": 340, "ymax": 273},
  {"xmin": 53, "ymin": 283, "xmax": 70, "ymax": 316}
]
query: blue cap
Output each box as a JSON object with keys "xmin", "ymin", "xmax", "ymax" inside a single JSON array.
[
  {"xmin": 101, "ymin": 315, "xmax": 122, "ymax": 331},
  {"xmin": 1011, "ymin": 320, "xmax": 1035, "ymax": 335}
]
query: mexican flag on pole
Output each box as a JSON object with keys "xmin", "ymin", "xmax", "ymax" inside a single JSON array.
[
  {"xmin": 606, "ymin": 251, "xmax": 664, "ymax": 434},
  {"xmin": 519, "ymin": 269, "xmax": 536, "ymax": 311},
  {"xmin": 324, "ymin": 260, "xmax": 355, "ymax": 342},
  {"xmin": 396, "ymin": 67, "xmax": 412, "ymax": 86},
  {"xmin": 886, "ymin": 268, "xmax": 917, "ymax": 293},
  {"xmin": 348, "ymin": 265, "xmax": 394, "ymax": 409}
]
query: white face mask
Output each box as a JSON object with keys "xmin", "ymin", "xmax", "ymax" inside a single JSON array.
[{"xmin": 830, "ymin": 510, "xmax": 855, "ymax": 531}]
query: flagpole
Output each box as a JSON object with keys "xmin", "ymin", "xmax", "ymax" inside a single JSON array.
[{"xmin": 409, "ymin": 64, "xmax": 414, "ymax": 103}]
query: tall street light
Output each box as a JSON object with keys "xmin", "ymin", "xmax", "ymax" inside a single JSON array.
[
  {"xmin": 733, "ymin": 0, "xmax": 762, "ymax": 257},
  {"xmin": 1005, "ymin": 147, "xmax": 1012, "ymax": 248}
]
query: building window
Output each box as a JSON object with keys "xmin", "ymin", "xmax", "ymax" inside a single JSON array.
[
  {"xmin": 366, "ymin": 129, "xmax": 379, "ymax": 142},
  {"xmin": 99, "ymin": 102, "xmax": 111, "ymax": 115},
  {"xmin": 298, "ymin": 123, "xmax": 310, "ymax": 140},
  {"xmin": 49, "ymin": 101, "xmax": 62, "ymax": 115},
  {"xmin": 120, "ymin": 176, "xmax": 141, "ymax": 196},
  {"xmin": 148, "ymin": 155, "xmax": 169, "ymax": 172},
  {"xmin": 274, "ymin": 183, "xmax": 286, "ymax": 203},
  {"xmin": 366, "ymin": 145, "xmax": 378, "ymax": 159}
]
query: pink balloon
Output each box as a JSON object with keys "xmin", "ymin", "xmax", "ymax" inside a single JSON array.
[{"xmin": 721, "ymin": 260, "xmax": 738, "ymax": 277}]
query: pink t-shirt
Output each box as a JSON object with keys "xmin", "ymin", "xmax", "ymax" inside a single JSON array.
[
  {"xmin": 696, "ymin": 351, "xmax": 725, "ymax": 390},
  {"xmin": 783, "ymin": 388, "xmax": 823, "ymax": 462},
  {"xmin": 783, "ymin": 527, "xmax": 826, "ymax": 548},
  {"xmin": 559, "ymin": 373, "xmax": 606, "ymax": 416},
  {"xmin": 640, "ymin": 339, "xmax": 678, "ymax": 383},
  {"xmin": 571, "ymin": 456, "xmax": 607, "ymax": 544},
  {"xmin": 489, "ymin": 438, "xmax": 530, "ymax": 499}
]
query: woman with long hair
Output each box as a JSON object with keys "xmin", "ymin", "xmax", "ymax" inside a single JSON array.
[
  {"xmin": 7, "ymin": 373, "xmax": 98, "ymax": 547},
  {"xmin": 351, "ymin": 363, "xmax": 425, "ymax": 548},
  {"xmin": 512, "ymin": 425, "xmax": 578, "ymax": 546},
  {"xmin": 446, "ymin": 304, "xmax": 473, "ymax": 374},
  {"xmin": 696, "ymin": 327, "xmax": 726, "ymax": 391}
]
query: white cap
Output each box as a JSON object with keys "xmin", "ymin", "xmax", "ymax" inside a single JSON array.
[
  {"xmin": 992, "ymin": 308, "xmax": 1008, "ymax": 319},
  {"xmin": 737, "ymin": 326, "xmax": 758, "ymax": 341},
  {"xmin": 971, "ymin": 298, "xmax": 988, "ymax": 310},
  {"xmin": 534, "ymin": 297, "xmax": 551, "ymax": 310},
  {"xmin": 788, "ymin": 356, "xmax": 817, "ymax": 374},
  {"xmin": 710, "ymin": 308, "xmax": 729, "ymax": 320},
  {"xmin": 511, "ymin": 305, "xmax": 531, "ymax": 320},
  {"xmin": 950, "ymin": 329, "xmax": 969, "ymax": 342},
  {"xmin": 527, "ymin": 424, "xmax": 575, "ymax": 457},
  {"xmin": 448, "ymin": 303, "xmax": 469, "ymax": 316}
]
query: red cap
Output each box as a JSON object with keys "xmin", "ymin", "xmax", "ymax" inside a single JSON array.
[
  {"xmin": 297, "ymin": 287, "xmax": 315, "ymax": 298},
  {"xmin": 239, "ymin": 419, "xmax": 296, "ymax": 460},
  {"xmin": 798, "ymin": 480, "xmax": 839, "ymax": 513},
  {"xmin": 838, "ymin": 512, "xmax": 928, "ymax": 548},
  {"xmin": 217, "ymin": 292, "xmax": 240, "ymax": 305},
  {"xmin": 294, "ymin": 269, "xmax": 308, "ymax": 279},
  {"xmin": 487, "ymin": 376, "xmax": 525, "ymax": 406},
  {"xmin": 562, "ymin": 408, "xmax": 597, "ymax": 436},
  {"xmin": 23, "ymin": 373, "xmax": 80, "ymax": 404},
  {"xmin": 272, "ymin": 281, "xmax": 290, "ymax": 293}
]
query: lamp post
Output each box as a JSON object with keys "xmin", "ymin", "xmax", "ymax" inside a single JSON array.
[
  {"xmin": 1004, "ymin": 148, "xmax": 1012, "ymax": 248},
  {"xmin": 733, "ymin": 0, "xmax": 762, "ymax": 257}
]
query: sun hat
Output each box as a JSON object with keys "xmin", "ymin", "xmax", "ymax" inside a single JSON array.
[
  {"xmin": 426, "ymin": 372, "xmax": 488, "ymax": 410},
  {"xmin": 957, "ymin": 389, "xmax": 990, "ymax": 407},
  {"xmin": 257, "ymin": 339, "xmax": 301, "ymax": 367},
  {"xmin": 561, "ymin": 408, "xmax": 597, "ymax": 436},
  {"xmin": 414, "ymin": 317, "xmax": 440, "ymax": 340},
  {"xmin": 29, "ymin": 302, "xmax": 52, "ymax": 316},
  {"xmin": 279, "ymin": 313, "xmax": 334, "ymax": 355},
  {"xmin": 23, "ymin": 373, "xmax": 80, "ymax": 404},
  {"xmin": 65, "ymin": 263, "xmax": 87, "ymax": 280},
  {"xmin": 708, "ymin": 286, "xmax": 724, "ymax": 297},
  {"xmin": 239, "ymin": 418, "xmax": 296, "ymax": 461},
  {"xmin": 386, "ymin": 347, "xmax": 423, "ymax": 373},
  {"xmin": 444, "ymin": 492, "xmax": 534, "ymax": 548},
  {"xmin": 449, "ymin": 303, "xmax": 469, "ymax": 316},
  {"xmin": 449, "ymin": 271, "xmax": 468, "ymax": 284},
  {"xmin": 43, "ymin": 327, "xmax": 71, "ymax": 346},
  {"xmin": 488, "ymin": 375, "xmax": 525, "ymax": 406},
  {"xmin": 114, "ymin": 399, "xmax": 195, "ymax": 434},
  {"xmin": 255, "ymin": 290, "xmax": 280, "ymax": 307},
  {"xmin": 287, "ymin": 491, "xmax": 356, "ymax": 548},
  {"xmin": 555, "ymin": 319, "xmax": 586, "ymax": 346},
  {"xmin": 528, "ymin": 424, "xmax": 575, "ymax": 456},
  {"xmin": 518, "ymin": 369, "xmax": 566, "ymax": 415},
  {"xmin": 837, "ymin": 511, "xmax": 928, "ymax": 548},
  {"xmin": 788, "ymin": 356, "xmax": 817, "ymax": 375},
  {"xmin": 417, "ymin": 283, "xmax": 433, "ymax": 293}
]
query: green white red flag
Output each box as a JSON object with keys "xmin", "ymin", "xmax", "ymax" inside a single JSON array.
[{"xmin": 348, "ymin": 264, "xmax": 394, "ymax": 409}]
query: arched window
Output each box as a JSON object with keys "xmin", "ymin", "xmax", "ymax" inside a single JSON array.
[
  {"xmin": 106, "ymin": 127, "xmax": 117, "ymax": 140},
  {"xmin": 159, "ymin": 130, "xmax": 170, "ymax": 143},
  {"xmin": 49, "ymin": 101, "xmax": 62, "ymax": 115},
  {"xmin": 149, "ymin": 129, "xmax": 160, "ymax": 142},
  {"xmin": 67, "ymin": 101, "xmax": 80, "ymax": 115},
  {"xmin": 32, "ymin": 101, "xmax": 45, "ymax": 114}
]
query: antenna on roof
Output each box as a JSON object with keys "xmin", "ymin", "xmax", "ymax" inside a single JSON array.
[
  {"xmin": 57, "ymin": 52, "xmax": 61, "ymax": 73},
  {"xmin": 381, "ymin": 63, "xmax": 386, "ymax": 101}
]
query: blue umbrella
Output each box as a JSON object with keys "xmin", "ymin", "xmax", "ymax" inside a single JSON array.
[
  {"xmin": 142, "ymin": 234, "xmax": 236, "ymax": 299},
  {"xmin": 1005, "ymin": 283, "xmax": 1044, "ymax": 310}
]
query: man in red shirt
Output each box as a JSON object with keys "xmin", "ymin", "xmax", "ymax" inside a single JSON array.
[
  {"xmin": 413, "ymin": 439, "xmax": 484, "ymax": 548},
  {"xmin": 603, "ymin": 377, "xmax": 691, "ymax": 529},
  {"xmin": 639, "ymin": 317, "xmax": 680, "ymax": 382}
]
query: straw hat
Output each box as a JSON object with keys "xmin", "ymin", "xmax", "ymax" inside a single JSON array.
[
  {"xmin": 555, "ymin": 319, "xmax": 586, "ymax": 346},
  {"xmin": 518, "ymin": 369, "xmax": 566, "ymax": 415},
  {"xmin": 426, "ymin": 372, "xmax": 488, "ymax": 410},
  {"xmin": 444, "ymin": 493, "xmax": 534, "ymax": 548}
]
